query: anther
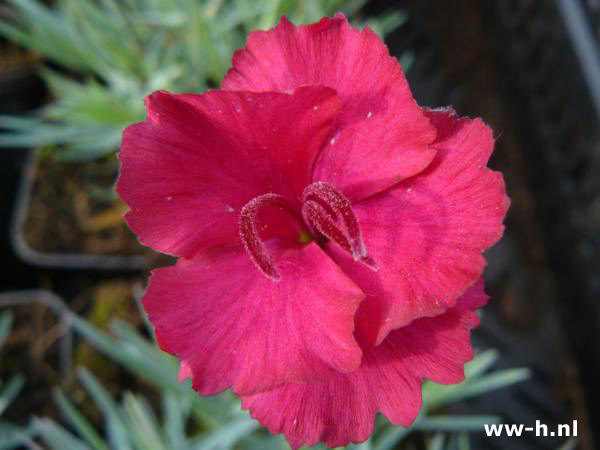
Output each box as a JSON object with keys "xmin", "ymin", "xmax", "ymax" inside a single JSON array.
[
  {"xmin": 239, "ymin": 194, "xmax": 296, "ymax": 281},
  {"xmin": 302, "ymin": 182, "xmax": 377, "ymax": 271}
]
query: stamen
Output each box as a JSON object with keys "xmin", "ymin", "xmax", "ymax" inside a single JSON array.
[
  {"xmin": 304, "ymin": 192, "xmax": 338, "ymax": 220},
  {"xmin": 302, "ymin": 201, "xmax": 354, "ymax": 255},
  {"xmin": 302, "ymin": 182, "xmax": 377, "ymax": 271},
  {"xmin": 239, "ymin": 193, "xmax": 296, "ymax": 282},
  {"xmin": 304, "ymin": 182, "xmax": 366, "ymax": 257}
]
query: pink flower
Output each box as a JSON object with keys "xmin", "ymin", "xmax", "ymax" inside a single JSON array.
[{"xmin": 117, "ymin": 14, "xmax": 509, "ymax": 449}]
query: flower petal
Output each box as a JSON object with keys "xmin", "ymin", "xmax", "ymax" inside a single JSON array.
[
  {"xmin": 117, "ymin": 86, "xmax": 342, "ymax": 257},
  {"xmin": 328, "ymin": 109, "xmax": 509, "ymax": 344},
  {"xmin": 143, "ymin": 241, "xmax": 364, "ymax": 396},
  {"xmin": 223, "ymin": 14, "xmax": 436, "ymax": 200},
  {"xmin": 242, "ymin": 281, "xmax": 487, "ymax": 449},
  {"xmin": 177, "ymin": 360, "xmax": 192, "ymax": 382}
]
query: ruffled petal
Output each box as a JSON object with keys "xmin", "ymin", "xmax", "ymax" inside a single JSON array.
[
  {"xmin": 328, "ymin": 109, "xmax": 509, "ymax": 345},
  {"xmin": 143, "ymin": 241, "xmax": 364, "ymax": 396},
  {"xmin": 223, "ymin": 14, "xmax": 436, "ymax": 200},
  {"xmin": 242, "ymin": 281, "xmax": 487, "ymax": 449},
  {"xmin": 117, "ymin": 86, "xmax": 342, "ymax": 257}
]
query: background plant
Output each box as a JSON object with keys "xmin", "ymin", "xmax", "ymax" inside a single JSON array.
[
  {"xmin": 0, "ymin": 0, "xmax": 405, "ymax": 161},
  {"xmin": 0, "ymin": 293, "xmax": 527, "ymax": 449},
  {"xmin": 48, "ymin": 319, "xmax": 531, "ymax": 449},
  {"xmin": 0, "ymin": 312, "xmax": 32, "ymax": 450}
]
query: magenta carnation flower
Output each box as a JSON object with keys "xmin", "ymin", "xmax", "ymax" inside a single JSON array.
[{"xmin": 117, "ymin": 14, "xmax": 509, "ymax": 449}]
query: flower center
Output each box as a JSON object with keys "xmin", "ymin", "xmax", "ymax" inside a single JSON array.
[{"xmin": 239, "ymin": 182, "xmax": 377, "ymax": 281}]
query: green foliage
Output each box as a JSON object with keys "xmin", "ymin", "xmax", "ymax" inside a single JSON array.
[
  {"xmin": 359, "ymin": 349, "xmax": 529, "ymax": 450},
  {"xmin": 37, "ymin": 368, "xmax": 271, "ymax": 450},
  {"xmin": 27, "ymin": 314, "xmax": 286, "ymax": 450},
  {"xmin": 0, "ymin": 312, "xmax": 34, "ymax": 450},
  {"xmin": 18, "ymin": 310, "xmax": 525, "ymax": 450},
  {"xmin": 0, "ymin": 298, "xmax": 529, "ymax": 449},
  {"xmin": 0, "ymin": 0, "xmax": 405, "ymax": 161}
]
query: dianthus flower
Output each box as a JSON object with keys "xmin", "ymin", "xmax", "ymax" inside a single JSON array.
[{"xmin": 117, "ymin": 14, "xmax": 509, "ymax": 449}]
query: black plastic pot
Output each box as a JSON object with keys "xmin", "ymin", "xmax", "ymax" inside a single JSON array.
[
  {"xmin": 10, "ymin": 150, "xmax": 149, "ymax": 271},
  {"xmin": 557, "ymin": 0, "xmax": 600, "ymax": 121},
  {"xmin": 0, "ymin": 289, "xmax": 73, "ymax": 374}
]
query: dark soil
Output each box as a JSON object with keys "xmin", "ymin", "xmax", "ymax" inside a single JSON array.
[{"xmin": 23, "ymin": 154, "xmax": 155, "ymax": 257}]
